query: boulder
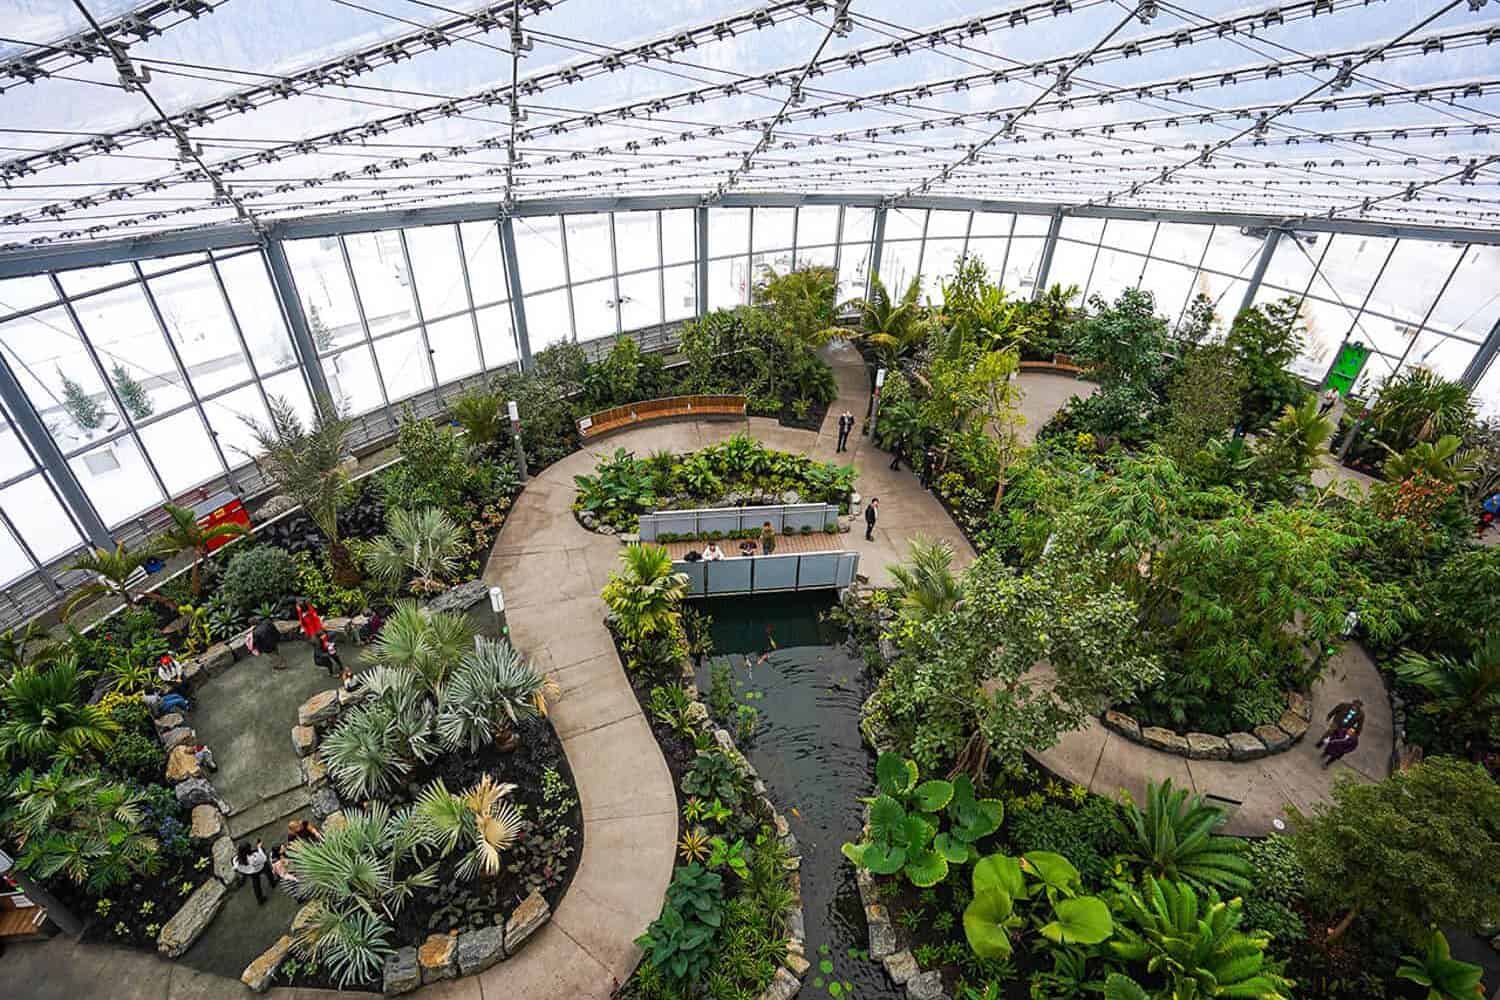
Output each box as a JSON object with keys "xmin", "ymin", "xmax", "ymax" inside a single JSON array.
[
  {"xmin": 427, "ymin": 579, "xmax": 490, "ymax": 615},
  {"xmin": 1185, "ymin": 733, "xmax": 1231, "ymax": 761},
  {"xmin": 274, "ymin": 619, "xmax": 301, "ymax": 638},
  {"xmin": 781, "ymin": 490, "xmax": 801, "ymax": 505},
  {"xmin": 865, "ymin": 902, "xmax": 897, "ymax": 959},
  {"xmin": 254, "ymin": 494, "xmax": 298, "ymax": 523},
  {"xmin": 1227, "ymin": 732, "xmax": 1269, "ymax": 761},
  {"xmin": 241, "ymin": 934, "xmax": 293, "ymax": 992},
  {"xmin": 199, "ymin": 642, "xmax": 234, "ymax": 676},
  {"xmin": 157, "ymin": 880, "xmax": 228, "ymax": 958},
  {"xmin": 455, "ymin": 925, "xmax": 505, "ymax": 977},
  {"xmin": 504, "ymin": 890, "xmax": 550, "ymax": 955},
  {"xmin": 883, "ymin": 949, "xmax": 919, "ymax": 986},
  {"xmin": 684, "ymin": 702, "xmax": 710, "ymax": 728},
  {"xmin": 291, "ymin": 725, "xmax": 317, "ymax": 757},
  {"xmin": 1102, "ymin": 710, "xmax": 1141, "ymax": 741},
  {"xmin": 785, "ymin": 950, "xmax": 810, "ymax": 976},
  {"xmin": 877, "ymin": 639, "xmax": 899, "ymax": 663},
  {"xmin": 160, "ymin": 726, "xmax": 196, "ymax": 751},
  {"xmin": 1286, "ymin": 691, "xmax": 1312, "ymax": 723},
  {"xmin": 309, "ymin": 787, "xmax": 340, "ymax": 821},
  {"xmin": 785, "ymin": 906, "xmax": 805, "ymax": 943},
  {"xmin": 383, "ymin": 947, "xmax": 420, "ymax": 996},
  {"xmin": 297, "ymin": 690, "xmax": 340, "ymax": 727},
  {"xmin": 907, "ymin": 970, "xmax": 947, "ymax": 1000},
  {"xmin": 418, "ymin": 932, "xmax": 458, "ymax": 983},
  {"xmin": 338, "ymin": 686, "xmax": 368, "ymax": 709},
  {"xmin": 174, "ymin": 777, "xmax": 222, "ymax": 810},
  {"xmin": 153, "ymin": 712, "xmax": 184, "ymax": 733},
  {"xmin": 1277, "ymin": 710, "xmax": 1310, "ymax": 742},
  {"xmin": 211, "ymin": 835, "xmax": 240, "ymax": 888},
  {"xmin": 299, "ymin": 753, "xmax": 329, "ymax": 790},
  {"xmin": 178, "ymin": 660, "xmax": 204, "ymax": 687},
  {"xmin": 1140, "ymin": 726, "xmax": 1190, "ymax": 755},
  {"xmin": 1254, "ymin": 724, "xmax": 1293, "ymax": 753},
  {"xmin": 190, "ymin": 804, "xmax": 222, "ymax": 841},
  {"xmin": 323, "ymin": 810, "xmax": 347, "ymax": 832},
  {"xmin": 166, "ymin": 745, "xmax": 203, "ymax": 781},
  {"xmin": 761, "ymin": 967, "xmax": 801, "ymax": 1000}
]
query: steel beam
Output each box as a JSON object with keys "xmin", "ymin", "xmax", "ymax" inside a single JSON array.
[
  {"xmin": 867, "ymin": 205, "xmax": 888, "ymax": 300},
  {"xmin": 261, "ymin": 237, "xmax": 334, "ymax": 410},
  {"xmin": 500, "ymin": 216, "xmax": 532, "ymax": 369},
  {"xmin": 1032, "ymin": 208, "xmax": 1064, "ymax": 299},
  {"xmin": 1237, "ymin": 229, "xmax": 1282, "ymax": 320},
  {"xmin": 695, "ymin": 205, "xmax": 709, "ymax": 319},
  {"xmin": 1462, "ymin": 314, "xmax": 1500, "ymax": 389},
  {"xmin": 0, "ymin": 353, "xmax": 112, "ymax": 549}
]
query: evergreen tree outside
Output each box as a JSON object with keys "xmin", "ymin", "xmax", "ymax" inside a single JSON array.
[
  {"xmin": 308, "ymin": 303, "xmax": 335, "ymax": 353},
  {"xmin": 58, "ymin": 369, "xmax": 104, "ymax": 431},
  {"xmin": 110, "ymin": 363, "xmax": 153, "ymax": 421}
]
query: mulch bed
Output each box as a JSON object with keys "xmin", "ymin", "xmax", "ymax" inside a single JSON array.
[{"xmin": 55, "ymin": 837, "xmax": 215, "ymax": 950}]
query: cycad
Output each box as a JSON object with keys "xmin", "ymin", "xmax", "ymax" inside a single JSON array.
[
  {"xmin": 7, "ymin": 763, "xmax": 157, "ymax": 891},
  {"xmin": 370, "ymin": 601, "xmax": 474, "ymax": 689},
  {"xmin": 414, "ymin": 775, "xmax": 524, "ymax": 880},
  {"xmin": 602, "ymin": 544, "xmax": 689, "ymax": 643},
  {"xmin": 1114, "ymin": 779, "xmax": 1253, "ymax": 892},
  {"xmin": 888, "ymin": 536, "xmax": 961, "ymax": 620},
  {"xmin": 0, "ymin": 661, "xmax": 120, "ymax": 762},
  {"xmin": 364, "ymin": 506, "xmax": 465, "ymax": 594},
  {"xmin": 1255, "ymin": 396, "xmax": 1334, "ymax": 487},
  {"xmin": 158, "ymin": 502, "xmax": 248, "ymax": 598},
  {"xmin": 1383, "ymin": 434, "xmax": 1475, "ymax": 486},
  {"xmin": 62, "ymin": 542, "xmax": 177, "ymax": 620},
  {"xmin": 436, "ymin": 638, "xmax": 557, "ymax": 752},
  {"xmin": 1395, "ymin": 632, "xmax": 1500, "ymax": 736}
]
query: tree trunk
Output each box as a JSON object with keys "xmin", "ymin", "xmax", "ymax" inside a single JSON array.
[
  {"xmin": 1326, "ymin": 906, "xmax": 1360, "ymax": 943},
  {"xmin": 329, "ymin": 541, "xmax": 361, "ymax": 587}
]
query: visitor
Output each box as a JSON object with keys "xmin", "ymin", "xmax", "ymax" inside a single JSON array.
[
  {"xmin": 157, "ymin": 653, "xmax": 184, "ymax": 689},
  {"xmin": 248, "ymin": 615, "xmax": 285, "ymax": 671},
  {"xmin": 864, "ymin": 498, "xmax": 879, "ymax": 541},
  {"xmin": 1320, "ymin": 726, "xmax": 1359, "ymax": 768},
  {"xmin": 234, "ymin": 840, "xmax": 276, "ymax": 904},
  {"xmin": 921, "ymin": 447, "xmax": 938, "ymax": 489},
  {"xmin": 313, "ymin": 630, "xmax": 344, "ymax": 676},
  {"xmin": 341, "ymin": 667, "xmax": 361, "ymax": 693},
  {"xmin": 143, "ymin": 691, "xmax": 190, "ymax": 717},
  {"xmin": 270, "ymin": 842, "xmax": 295, "ymax": 884},
  {"xmin": 760, "ymin": 521, "xmax": 777, "ymax": 556},
  {"xmin": 358, "ymin": 608, "xmax": 385, "ymax": 644},
  {"xmin": 1318, "ymin": 386, "xmax": 1339, "ymax": 416},
  {"xmin": 738, "ymin": 539, "xmax": 758, "ymax": 556},
  {"xmin": 295, "ymin": 598, "xmax": 324, "ymax": 642},
  {"xmin": 1481, "ymin": 491, "xmax": 1500, "ymax": 535},
  {"xmin": 1315, "ymin": 698, "xmax": 1365, "ymax": 748},
  {"xmin": 836, "ymin": 410, "xmax": 854, "ymax": 452},
  {"xmin": 682, "ymin": 548, "xmax": 702, "ymax": 562},
  {"xmin": 703, "ymin": 542, "xmax": 725, "ymax": 561},
  {"xmin": 287, "ymin": 818, "xmax": 322, "ymax": 843},
  {"xmin": 889, "ymin": 436, "xmax": 905, "ymax": 471},
  {"xmin": 191, "ymin": 744, "xmax": 217, "ymax": 773},
  {"xmin": 1340, "ymin": 609, "xmax": 1359, "ymax": 638}
]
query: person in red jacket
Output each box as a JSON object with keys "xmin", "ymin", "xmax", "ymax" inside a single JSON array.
[{"xmin": 294, "ymin": 598, "xmax": 323, "ymax": 641}]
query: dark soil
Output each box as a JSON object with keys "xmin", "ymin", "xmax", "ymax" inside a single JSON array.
[
  {"xmin": 56, "ymin": 837, "xmax": 214, "ymax": 951},
  {"xmin": 777, "ymin": 395, "xmax": 832, "ymax": 433}
]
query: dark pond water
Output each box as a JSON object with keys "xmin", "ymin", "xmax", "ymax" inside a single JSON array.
[{"xmin": 690, "ymin": 592, "xmax": 901, "ymax": 1000}]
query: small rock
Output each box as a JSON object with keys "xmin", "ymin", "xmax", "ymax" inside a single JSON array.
[
  {"xmin": 883, "ymin": 949, "xmax": 919, "ymax": 985},
  {"xmin": 153, "ymin": 712, "xmax": 184, "ymax": 733},
  {"xmin": 160, "ymin": 726, "xmax": 195, "ymax": 751},
  {"xmin": 199, "ymin": 642, "xmax": 234, "ymax": 675},
  {"xmin": 212, "ymin": 835, "xmax": 240, "ymax": 888},
  {"xmin": 174, "ymin": 777, "xmax": 222, "ymax": 810},
  {"xmin": 418, "ymin": 932, "xmax": 458, "ymax": 983},
  {"xmin": 1185, "ymin": 733, "xmax": 1230, "ymax": 761},
  {"xmin": 166, "ymin": 745, "xmax": 203, "ymax": 781},
  {"xmin": 456, "ymin": 925, "xmax": 505, "ymax": 977},
  {"xmin": 579, "ymin": 510, "xmax": 598, "ymax": 530},
  {"xmin": 785, "ymin": 951, "xmax": 810, "ymax": 976},
  {"xmin": 1254, "ymin": 724, "xmax": 1292, "ymax": 753},
  {"xmin": 684, "ymin": 702, "xmax": 709, "ymax": 727},
  {"xmin": 190, "ymin": 804, "xmax": 222, "ymax": 841},
  {"xmin": 877, "ymin": 638, "xmax": 899, "ymax": 662},
  {"xmin": 297, "ymin": 690, "xmax": 339, "ymax": 727},
  {"xmin": 762, "ymin": 967, "xmax": 801, "ymax": 1000},
  {"xmin": 274, "ymin": 619, "xmax": 301, "ymax": 638},
  {"xmin": 505, "ymin": 890, "xmax": 550, "ymax": 955},
  {"xmin": 157, "ymin": 880, "xmax": 228, "ymax": 958},
  {"xmin": 323, "ymin": 810, "xmax": 346, "ymax": 832},
  {"xmin": 253, "ymin": 494, "xmax": 297, "ymax": 523},
  {"xmin": 773, "ymin": 812, "xmax": 790, "ymax": 839},
  {"xmin": 865, "ymin": 903, "xmax": 897, "ymax": 959},
  {"xmin": 240, "ymin": 934, "xmax": 292, "ymax": 992},
  {"xmin": 1102, "ymin": 710, "xmax": 1141, "ymax": 741},
  {"xmin": 599, "ymin": 524, "xmax": 617, "ymax": 536},
  {"xmin": 907, "ymin": 969, "xmax": 947, "ymax": 1000},
  {"xmin": 781, "ymin": 490, "xmax": 801, "ymax": 505},
  {"xmin": 787, "ymin": 871, "xmax": 802, "ymax": 904},
  {"xmin": 1277, "ymin": 710, "xmax": 1309, "ymax": 742},
  {"xmin": 300, "ymin": 753, "xmax": 329, "ymax": 790},
  {"xmin": 1286, "ymin": 691, "xmax": 1311, "ymax": 723},
  {"xmin": 1140, "ymin": 726, "xmax": 1190, "ymax": 755},
  {"xmin": 1226, "ymin": 732, "xmax": 1269, "ymax": 761},
  {"xmin": 309, "ymin": 787, "xmax": 340, "ymax": 821},
  {"xmin": 291, "ymin": 725, "xmax": 317, "ymax": 757},
  {"xmin": 751, "ymin": 777, "xmax": 767, "ymax": 796},
  {"xmin": 383, "ymin": 946, "xmax": 421, "ymax": 996},
  {"xmin": 178, "ymin": 660, "xmax": 203, "ymax": 687},
  {"xmin": 785, "ymin": 907, "xmax": 805, "ymax": 943}
]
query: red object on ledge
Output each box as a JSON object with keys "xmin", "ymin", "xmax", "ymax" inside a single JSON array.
[{"xmin": 192, "ymin": 490, "xmax": 250, "ymax": 552}]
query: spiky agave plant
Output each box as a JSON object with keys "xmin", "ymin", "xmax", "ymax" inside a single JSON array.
[
  {"xmin": 437, "ymin": 638, "xmax": 558, "ymax": 752},
  {"xmin": 363, "ymin": 506, "xmax": 465, "ymax": 595},
  {"xmin": 1113, "ymin": 779, "xmax": 1254, "ymax": 892},
  {"xmin": 413, "ymin": 775, "xmax": 524, "ymax": 880}
]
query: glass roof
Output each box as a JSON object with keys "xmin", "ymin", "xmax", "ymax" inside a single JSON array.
[{"xmin": 2, "ymin": 0, "xmax": 1499, "ymax": 250}]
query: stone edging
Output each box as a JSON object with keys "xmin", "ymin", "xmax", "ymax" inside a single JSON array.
[
  {"xmin": 670, "ymin": 657, "xmax": 809, "ymax": 1000},
  {"xmin": 1099, "ymin": 692, "xmax": 1313, "ymax": 761}
]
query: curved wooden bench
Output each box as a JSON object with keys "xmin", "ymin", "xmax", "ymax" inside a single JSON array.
[
  {"xmin": 1019, "ymin": 359, "xmax": 1085, "ymax": 376},
  {"xmin": 576, "ymin": 394, "xmax": 747, "ymax": 440}
]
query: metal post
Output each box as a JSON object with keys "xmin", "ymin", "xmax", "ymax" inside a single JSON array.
[
  {"xmin": 557, "ymin": 216, "xmax": 577, "ymax": 341},
  {"xmin": 499, "ymin": 216, "xmax": 533, "ymax": 369},
  {"xmin": 1236, "ymin": 228, "xmax": 1282, "ymax": 320},
  {"xmin": 337, "ymin": 236, "xmax": 395, "ymax": 428},
  {"xmin": 695, "ymin": 204, "xmax": 709, "ymax": 318},
  {"xmin": 1032, "ymin": 208, "xmax": 1063, "ymax": 300},
  {"xmin": 396, "ymin": 230, "xmax": 442, "ymax": 408},
  {"xmin": 507, "ymin": 399, "xmax": 529, "ymax": 483},
  {"xmin": 1463, "ymin": 313, "xmax": 1500, "ymax": 388},
  {"xmin": 451, "ymin": 222, "xmax": 488, "ymax": 372},
  {"xmin": 0, "ymin": 353, "xmax": 112, "ymax": 549},
  {"xmin": 867, "ymin": 204, "xmax": 888, "ymax": 301},
  {"xmin": 608, "ymin": 212, "xmax": 622, "ymax": 337},
  {"xmin": 261, "ymin": 236, "xmax": 334, "ymax": 409}
]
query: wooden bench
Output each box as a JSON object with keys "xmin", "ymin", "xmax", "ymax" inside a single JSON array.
[
  {"xmin": 576, "ymin": 395, "xmax": 747, "ymax": 440},
  {"xmin": 1018, "ymin": 359, "xmax": 1085, "ymax": 376}
]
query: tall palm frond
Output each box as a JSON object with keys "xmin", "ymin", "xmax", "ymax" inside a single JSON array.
[
  {"xmin": 413, "ymin": 775, "xmax": 523, "ymax": 880},
  {"xmin": 62, "ymin": 543, "xmax": 177, "ymax": 620},
  {"xmin": 853, "ymin": 274, "xmax": 926, "ymax": 361},
  {"xmin": 364, "ymin": 506, "xmax": 465, "ymax": 594},
  {"xmin": 159, "ymin": 502, "xmax": 248, "ymax": 598},
  {"xmin": 1113, "ymin": 779, "xmax": 1254, "ymax": 892},
  {"xmin": 369, "ymin": 601, "xmax": 474, "ymax": 690},
  {"xmin": 888, "ymin": 536, "xmax": 962, "ymax": 620},
  {"xmin": 1395, "ymin": 633, "xmax": 1500, "ymax": 733},
  {"xmin": 602, "ymin": 544, "xmax": 689, "ymax": 643},
  {"xmin": 0, "ymin": 662, "xmax": 120, "ymax": 762}
]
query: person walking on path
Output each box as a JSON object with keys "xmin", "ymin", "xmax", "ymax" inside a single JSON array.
[
  {"xmin": 295, "ymin": 598, "xmax": 324, "ymax": 642},
  {"xmin": 1315, "ymin": 698, "xmax": 1364, "ymax": 748},
  {"xmin": 1320, "ymin": 726, "xmax": 1360, "ymax": 767},
  {"xmin": 1318, "ymin": 386, "xmax": 1340, "ymax": 416},
  {"xmin": 836, "ymin": 410, "xmax": 854, "ymax": 452},
  {"xmin": 313, "ymin": 630, "xmax": 344, "ymax": 676},
  {"xmin": 249, "ymin": 615, "xmax": 285, "ymax": 671},
  {"xmin": 921, "ymin": 447, "xmax": 938, "ymax": 489},
  {"xmin": 759, "ymin": 521, "xmax": 777, "ymax": 556},
  {"xmin": 234, "ymin": 841, "xmax": 277, "ymax": 904},
  {"xmin": 864, "ymin": 498, "xmax": 879, "ymax": 541},
  {"xmin": 889, "ymin": 437, "xmax": 905, "ymax": 471}
]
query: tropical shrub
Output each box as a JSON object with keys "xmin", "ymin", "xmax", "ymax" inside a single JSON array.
[
  {"xmin": 1397, "ymin": 928, "xmax": 1486, "ymax": 1000},
  {"xmin": 3, "ymin": 763, "xmax": 160, "ymax": 891},
  {"xmin": 635, "ymin": 863, "xmax": 725, "ymax": 985},
  {"xmin": 962, "ymin": 851, "xmax": 1114, "ymax": 961},
  {"xmin": 220, "ymin": 545, "xmax": 297, "ymax": 615},
  {"xmin": 379, "ymin": 410, "xmax": 477, "ymax": 514},
  {"xmin": 1394, "ymin": 633, "xmax": 1500, "ymax": 742},
  {"xmin": 436, "ymin": 638, "xmax": 556, "ymax": 752},
  {"xmin": 1225, "ymin": 296, "xmax": 1307, "ymax": 431},
  {"xmin": 887, "ymin": 536, "xmax": 962, "ymax": 620},
  {"xmin": 368, "ymin": 601, "xmax": 473, "ymax": 690},
  {"xmin": 603, "ymin": 545, "xmax": 688, "ymax": 644},
  {"xmin": 363, "ymin": 506, "xmax": 465, "ymax": 594},
  {"xmin": 1113, "ymin": 779, "xmax": 1253, "ymax": 892},
  {"xmin": 413, "ymin": 775, "xmax": 524, "ymax": 881},
  {"xmin": 1366, "ymin": 368, "xmax": 1475, "ymax": 457},
  {"xmin": 319, "ymin": 668, "xmax": 440, "ymax": 800},
  {"xmin": 451, "ymin": 389, "xmax": 506, "ymax": 448},
  {"xmin": 574, "ymin": 448, "xmax": 658, "ymax": 524},
  {"xmin": 0, "ymin": 662, "xmax": 120, "ymax": 763}
]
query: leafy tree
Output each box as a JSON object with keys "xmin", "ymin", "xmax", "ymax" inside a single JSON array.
[
  {"xmin": 58, "ymin": 369, "xmax": 104, "ymax": 430},
  {"xmin": 450, "ymin": 389, "xmax": 505, "ymax": 448},
  {"xmin": 1397, "ymin": 928, "xmax": 1487, "ymax": 1000},
  {"xmin": 1225, "ymin": 297, "xmax": 1307, "ymax": 430},
  {"xmin": 63, "ymin": 542, "xmax": 178, "ymax": 620},
  {"xmin": 1177, "ymin": 292, "xmax": 1219, "ymax": 345},
  {"xmin": 1366, "ymin": 368, "xmax": 1475, "ymax": 455},
  {"xmin": 1289, "ymin": 756, "xmax": 1500, "ymax": 943},
  {"xmin": 888, "ymin": 536, "xmax": 962, "ymax": 621},
  {"xmin": 0, "ymin": 661, "xmax": 120, "ymax": 763},
  {"xmin": 109, "ymin": 362, "xmax": 153, "ymax": 421},
  {"xmin": 1113, "ymin": 780, "xmax": 1253, "ymax": 892},
  {"xmin": 853, "ymin": 273, "xmax": 928, "ymax": 363},
  {"xmin": 754, "ymin": 264, "xmax": 839, "ymax": 348},
  {"xmin": 1163, "ymin": 341, "xmax": 1245, "ymax": 469},
  {"xmin": 159, "ymin": 501, "xmax": 247, "ymax": 598},
  {"xmin": 1406, "ymin": 546, "xmax": 1500, "ymax": 657},
  {"xmin": 968, "ymin": 347, "xmax": 1026, "ymax": 507},
  {"xmin": 1073, "ymin": 287, "xmax": 1169, "ymax": 394},
  {"xmin": 243, "ymin": 392, "xmax": 359, "ymax": 584},
  {"xmin": 1395, "ymin": 633, "xmax": 1500, "ymax": 741},
  {"xmin": 602, "ymin": 544, "xmax": 689, "ymax": 644}
]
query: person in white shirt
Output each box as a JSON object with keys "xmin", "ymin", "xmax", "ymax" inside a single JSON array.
[
  {"xmin": 233, "ymin": 840, "xmax": 277, "ymax": 904},
  {"xmin": 702, "ymin": 542, "xmax": 726, "ymax": 561},
  {"xmin": 157, "ymin": 654, "xmax": 184, "ymax": 688}
]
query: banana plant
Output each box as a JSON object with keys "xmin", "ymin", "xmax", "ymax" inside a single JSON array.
[
  {"xmin": 962, "ymin": 850, "xmax": 1114, "ymax": 961},
  {"xmin": 1397, "ymin": 928, "xmax": 1486, "ymax": 1000}
]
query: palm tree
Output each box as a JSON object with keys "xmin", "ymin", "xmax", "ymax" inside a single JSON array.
[
  {"xmin": 414, "ymin": 775, "xmax": 524, "ymax": 880},
  {"xmin": 450, "ymin": 389, "xmax": 505, "ymax": 448},
  {"xmin": 1395, "ymin": 633, "xmax": 1500, "ymax": 737},
  {"xmin": 158, "ymin": 502, "xmax": 248, "ymax": 599},
  {"xmin": 1383, "ymin": 434, "xmax": 1475, "ymax": 486},
  {"xmin": 437, "ymin": 638, "xmax": 558, "ymax": 752},
  {"xmin": 602, "ymin": 543, "xmax": 689, "ymax": 643},
  {"xmin": 243, "ymin": 393, "xmax": 359, "ymax": 584},
  {"xmin": 754, "ymin": 265, "xmax": 841, "ymax": 350},
  {"xmin": 364, "ymin": 507, "xmax": 465, "ymax": 595},
  {"xmin": 1113, "ymin": 779, "xmax": 1254, "ymax": 892},
  {"xmin": 1255, "ymin": 395, "xmax": 1334, "ymax": 490},
  {"xmin": 853, "ymin": 274, "xmax": 927, "ymax": 363},
  {"xmin": 0, "ymin": 661, "xmax": 120, "ymax": 763},
  {"xmin": 888, "ymin": 536, "xmax": 961, "ymax": 620},
  {"xmin": 0, "ymin": 620, "xmax": 57, "ymax": 677},
  {"xmin": 369, "ymin": 601, "xmax": 474, "ymax": 690},
  {"xmin": 7, "ymin": 763, "xmax": 158, "ymax": 891},
  {"xmin": 62, "ymin": 542, "xmax": 177, "ymax": 620}
]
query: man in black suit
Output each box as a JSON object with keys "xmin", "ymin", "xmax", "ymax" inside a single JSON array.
[
  {"xmin": 864, "ymin": 498, "xmax": 879, "ymax": 541},
  {"xmin": 836, "ymin": 410, "xmax": 854, "ymax": 452}
]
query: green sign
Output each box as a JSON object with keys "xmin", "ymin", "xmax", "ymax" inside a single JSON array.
[{"xmin": 1324, "ymin": 342, "xmax": 1370, "ymax": 396}]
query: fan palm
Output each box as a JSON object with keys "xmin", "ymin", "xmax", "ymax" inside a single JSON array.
[
  {"xmin": 1382, "ymin": 434, "xmax": 1475, "ymax": 486},
  {"xmin": 242, "ymin": 392, "xmax": 359, "ymax": 584},
  {"xmin": 437, "ymin": 638, "xmax": 558, "ymax": 752},
  {"xmin": 369, "ymin": 601, "xmax": 474, "ymax": 690},
  {"xmin": 290, "ymin": 903, "xmax": 394, "ymax": 989},
  {"xmin": 602, "ymin": 544, "xmax": 689, "ymax": 643},
  {"xmin": 158, "ymin": 502, "xmax": 248, "ymax": 598},
  {"xmin": 0, "ymin": 661, "xmax": 120, "ymax": 762},
  {"xmin": 62, "ymin": 542, "xmax": 177, "ymax": 620},
  {"xmin": 364, "ymin": 506, "xmax": 465, "ymax": 595},
  {"xmin": 1397, "ymin": 928, "xmax": 1486, "ymax": 1000},
  {"xmin": 853, "ymin": 274, "xmax": 927, "ymax": 362},
  {"xmin": 7, "ymin": 763, "xmax": 158, "ymax": 890},
  {"xmin": 1395, "ymin": 632, "xmax": 1500, "ymax": 736},
  {"xmin": 888, "ymin": 536, "xmax": 962, "ymax": 620},
  {"xmin": 283, "ymin": 801, "xmax": 438, "ymax": 922},
  {"xmin": 1113, "ymin": 779, "xmax": 1253, "ymax": 892},
  {"xmin": 413, "ymin": 774, "xmax": 524, "ymax": 880},
  {"xmin": 1369, "ymin": 368, "xmax": 1475, "ymax": 452}
]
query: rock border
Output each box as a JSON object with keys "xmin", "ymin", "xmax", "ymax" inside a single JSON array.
[{"xmin": 1099, "ymin": 691, "xmax": 1314, "ymax": 762}]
